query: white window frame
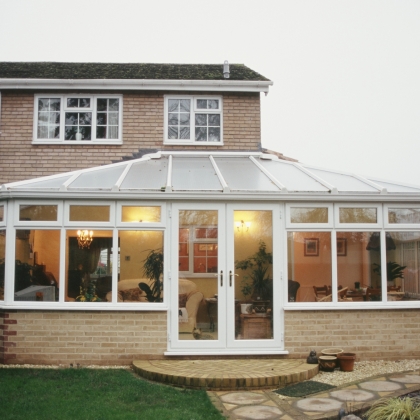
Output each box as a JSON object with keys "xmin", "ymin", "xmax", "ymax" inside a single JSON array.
[
  {"xmin": 285, "ymin": 203, "xmax": 333, "ymax": 228},
  {"xmin": 116, "ymin": 202, "xmax": 166, "ymax": 228},
  {"xmin": 384, "ymin": 204, "xmax": 420, "ymax": 228},
  {"xmin": 14, "ymin": 201, "xmax": 62, "ymax": 226},
  {"xmin": 65, "ymin": 201, "xmax": 115, "ymax": 227},
  {"xmin": 33, "ymin": 94, "xmax": 123, "ymax": 145},
  {"xmin": 163, "ymin": 95, "xmax": 223, "ymax": 145},
  {"xmin": 0, "ymin": 203, "xmax": 5, "ymax": 226},
  {"xmin": 178, "ymin": 224, "xmax": 218, "ymax": 277},
  {"xmin": 334, "ymin": 203, "xmax": 382, "ymax": 229}
]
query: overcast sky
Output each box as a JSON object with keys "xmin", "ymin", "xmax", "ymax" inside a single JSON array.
[{"xmin": 1, "ymin": 0, "xmax": 419, "ymax": 185}]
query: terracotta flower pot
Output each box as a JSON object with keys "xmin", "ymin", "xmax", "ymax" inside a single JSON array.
[
  {"xmin": 318, "ymin": 355, "xmax": 337, "ymax": 372},
  {"xmin": 321, "ymin": 348, "xmax": 343, "ymax": 368},
  {"xmin": 337, "ymin": 352, "xmax": 356, "ymax": 372}
]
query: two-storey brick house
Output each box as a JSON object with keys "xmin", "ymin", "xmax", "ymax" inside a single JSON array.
[{"xmin": 1, "ymin": 62, "xmax": 420, "ymax": 365}]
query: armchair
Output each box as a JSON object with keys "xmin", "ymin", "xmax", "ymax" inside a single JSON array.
[
  {"xmin": 178, "ymin": 279, "xmax": 204, "ymax": 333},
  {"xmin": 104, "ymin": 278, "xmax": 203, "ymax": 332}
]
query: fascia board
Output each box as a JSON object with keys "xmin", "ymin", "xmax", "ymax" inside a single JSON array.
[
  {"xmin": 3, "ymin": 190, "xmax": 420, "ymax": 202},
  {"xmin": 0, "ymin": 78, "xmax": 273, "ymax": 93}
]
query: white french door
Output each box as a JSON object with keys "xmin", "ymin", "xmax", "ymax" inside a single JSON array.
[{"xmin": 168, "ymin": 203, "xmax": 284, "ymax": 354}]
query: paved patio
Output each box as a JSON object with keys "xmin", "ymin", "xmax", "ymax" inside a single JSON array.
[
  {"xmin": 133, "ymin": 359, "xmax": 420, "ymax": 419},
  {"xmin": 208, "ymin": 371, "xmax": 420, "ymax": 419}
]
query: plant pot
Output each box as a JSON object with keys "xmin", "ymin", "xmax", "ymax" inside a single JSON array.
[
  {"xmin": 337, "ymin": 352, "xmax": 356, "ymax": 372},
  {"xmin": 321, "ymin": 348, "xmax": 343, "ymax": 368},
  {"xmin": 252, "ymin": 300, "xmax": 270, "ymax": 313},
  {"xmin": 240, "ymin": 303, "xmax": 253, "ymax": 314},
  {"xmin": 318, "ymin": 356, "xmax": 337, "ymax": 372}
]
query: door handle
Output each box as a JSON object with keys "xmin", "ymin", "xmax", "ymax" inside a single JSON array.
[
  {"xmin": 220, "ymin": 270, "xmax": 223, "ymax": 286},
  {"xmin": 229, "ymin": 271, "xmax": 238, "ymax": 287}
]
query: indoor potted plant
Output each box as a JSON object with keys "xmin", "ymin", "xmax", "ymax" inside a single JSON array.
[
  {"xmin": 373, "ymin": 261, "xmax": 406, "ymax": 284},
  {"xmin": 139, "ymin": 248, "xmax": 164, "ymax": 302},
  {"xmin": 240, "ymin": 277, "xmax": 253, "ymax": 314},
  {"xmin": 235, "ymin": 241, "xmax": 273, "ymax": 312}
]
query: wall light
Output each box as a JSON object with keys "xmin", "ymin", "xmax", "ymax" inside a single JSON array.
[
  {"xmin": 77, "ymin": 229, "xmax": 93, "ymax": 249},
  {"xmin": 235, "ymin": 220, "xmax": 251, "ymax": 232}
]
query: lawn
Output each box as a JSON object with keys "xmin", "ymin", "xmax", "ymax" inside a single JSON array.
[{"xmin": 0, "ymin": 368, "xmax": 225, "ymax": 420}]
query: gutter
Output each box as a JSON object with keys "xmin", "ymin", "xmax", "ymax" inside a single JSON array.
[{"xmin": 0, "ymin": 78, "xmax": 273, "ymax": 93}]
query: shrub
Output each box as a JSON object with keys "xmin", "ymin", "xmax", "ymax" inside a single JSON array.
[{"xmin": 366, "ymin": 397, "xmax": 420, "ymax": 420}]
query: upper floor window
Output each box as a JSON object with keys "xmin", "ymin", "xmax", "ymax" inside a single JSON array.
[
  {"xmin": 33, "ymin": 95, "xmax": 122, "ymax": 144},
  {"xmin": 164, "ymin": 95, "xmax": 223, "ymax": 145}
]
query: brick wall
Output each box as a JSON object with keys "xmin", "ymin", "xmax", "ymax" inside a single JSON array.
[
  {"xmin": 0, "ymin": 310, "xmax": 167, "ymax": 365},
  {"xmin": 1, "ymin": 308, "xmax": 420, "ymax": 365},
  {"xmin": 285, "ymin": 309, "xmax": 420, "ymax": 361},
  {"xmin": 0, "ymin": 91, "xmax": 261, "ymax": 184}
]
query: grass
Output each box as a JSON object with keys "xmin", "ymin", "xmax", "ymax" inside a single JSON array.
[{"xmin": 0, "ymin": 368, "xmax": 225, "ymax": 420}]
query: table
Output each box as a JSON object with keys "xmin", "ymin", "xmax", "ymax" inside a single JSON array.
[
  {"xmin": 346, "ymin": 290, "xmax": 366, "ymax": 301},
  {"xmin": 240, "ymin": 314, "xmax": 271, "ymax": 339},
  {"xmin": 205, "ymin": 298, "xmax": 218, "ymax": 332}
]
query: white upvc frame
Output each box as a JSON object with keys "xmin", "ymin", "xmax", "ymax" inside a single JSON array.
[
  {"xmin": 64, "ymin": 201, "xmax": 115, "ymax": 227},
  {"xmin": 3, "ymin": 199, "xmax": 169, "ymax": 310},
  {"xmin": 14, "ymin": 201, "xmax": 63, "ymax": 226},
  {"xmin": 334, "ymin": 203, "xmax": 382, "ymax": 229},
  {"xmin": 32, "ymin": 94, "xmax": 123, "ymax": 145},
  {"xmin": 285, "ymin": 203, "xmax": 333, "ymax": 228},
  {"xmin": 0, "ymin": 202, "xmax": 6, "ymax": 226},
  {"xmin": 167, "ymin": 202, "xmax": 286, "ymax": 356},
  {"xmin": 163, "ymin": 95, "xmax": 223, "ymax": 146},
  {"xmin": 116, "ymin": 202, "xmax": 166, "ymax": 228},
  {"xmin": 383, "ymin": 204, "xmax": 420, "ymax": 228},
  {"xmin": 114, "ymin": 226, "xmax": 167, "ymax": 308}
]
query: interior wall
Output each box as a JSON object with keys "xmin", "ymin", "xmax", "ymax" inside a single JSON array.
[
  {"xmin": 119, "ymin": 230, "xmax": 163, "ymax": 280},
  {"xmin": 33, "ymin": 230, "xmax": 60, "ymax": 282}
]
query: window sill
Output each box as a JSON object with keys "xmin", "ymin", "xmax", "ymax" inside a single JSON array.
[{"xmin": 32, "ymin": 140, "xmax": 123, "ymax": 146}]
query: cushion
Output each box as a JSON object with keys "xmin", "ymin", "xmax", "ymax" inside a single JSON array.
[
  {"xmin": 179, "ymin": 293, "xmax": 188, "ymax": 308},
  {"xmin": 120, "ymin": 288, "xmax": 142, "ymax": 301}
]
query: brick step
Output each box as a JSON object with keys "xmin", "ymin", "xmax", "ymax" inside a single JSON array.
[{"xmin": 132, "ymin": 358, "xmax": 318, "ymax": 391}]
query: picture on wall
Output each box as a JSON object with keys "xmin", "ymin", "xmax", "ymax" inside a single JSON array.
[
  {"xmin": 337, "ymin": 238, "xmax": 347, "ymax": 256},
  {"xmin": 304, "ymin": 238, "xmax": 319, "ymax": 256}
]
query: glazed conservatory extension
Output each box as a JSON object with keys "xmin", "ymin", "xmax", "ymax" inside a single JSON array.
[{"xmin": 1, "ymin": 150, "xmax": 420, "ymax": 355}]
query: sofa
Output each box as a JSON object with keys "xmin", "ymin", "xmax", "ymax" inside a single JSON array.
[{"xmin": 105, "ymin": 278, "xmax": 203, "ymax": 332}]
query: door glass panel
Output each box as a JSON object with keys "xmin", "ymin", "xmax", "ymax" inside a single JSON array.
[
  {"xmin": 178, "ymin": 210, "xmax": 218, "ymax": 341},
  {"xmin": 234, "ymin": 210, "xmax": 273, "ymax": 340}
]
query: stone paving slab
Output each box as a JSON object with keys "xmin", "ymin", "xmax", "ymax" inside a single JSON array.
[
  {"xmin": 207, "ymin": 370, "xmax": 420, "ymax": 420},
  {"xmin": 133, "ymin": 359, "xmax": 319, "ymax": 391}
]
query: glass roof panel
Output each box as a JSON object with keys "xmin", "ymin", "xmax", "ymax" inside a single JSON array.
[
  {"xmin": 308, "ymin": 168, "xmax": 378, "ymax": 192},
  {"xmin": 68, "ymin": 166, "xmax": 126, "ymax": 190},
  {"xmin": 11, "ymin": 175, "xmax": 72, "ymax": 190},
  {"xmin": 369, "ymin": 180, "xmax": 420, "ymax": 193},
  {"xmin": 259, "ymin": 160, "xmax": 329, "ymax": 192},
  {"xmin": 120, "ymin": 157, "xmax": 168, "ymax": 190},
  {"xmin": 214, "ymin": 157, "xmax": 280, "ymax": 191},
  {"xmin": 172, "ymin": 157, "xmax": 222, "ymax": 191}
]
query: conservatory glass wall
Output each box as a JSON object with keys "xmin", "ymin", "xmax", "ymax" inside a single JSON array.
[{"xmin": 286, "ymin": 204, "xmax": 420, "ymax": 304}]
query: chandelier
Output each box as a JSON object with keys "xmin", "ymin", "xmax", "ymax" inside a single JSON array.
[{"xmin": 77, "ymin": 230, "xmax": 93, "ymax": 249}]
